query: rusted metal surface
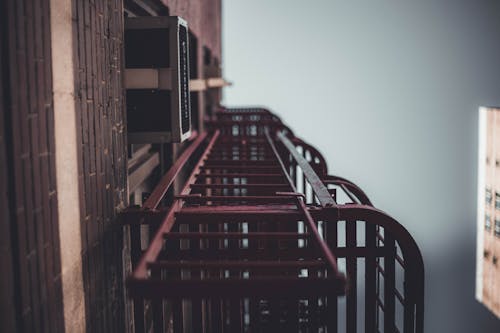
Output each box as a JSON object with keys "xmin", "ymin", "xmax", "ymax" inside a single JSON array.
[
  {"xmin": 265, "ymin": 129, "xmax": 342, "ymax": 276},
  {"xmin": 142, "ymin": 131, "xmax": 204, "ymax": 210},
  {"xmin": 125, "ymin": 107, "xmax": 425, "ymax": 332},
  {"xmin": 276, "ymin": 131, "xmax": 335, "ymax": 208}
]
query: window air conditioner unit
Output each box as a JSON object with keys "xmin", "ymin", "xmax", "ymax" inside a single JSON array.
[{"xmin": 124, "ymin": 16, "xmax": 191, "ymax": 143}]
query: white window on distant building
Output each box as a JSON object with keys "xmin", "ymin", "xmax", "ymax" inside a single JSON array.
[
  {"xmin": 486, "ymin": 188, "xmax": 492, "ymax": 205},
  {"xmin": 485, "ymin": 214, "xmax": 492, "ymax": 231}
]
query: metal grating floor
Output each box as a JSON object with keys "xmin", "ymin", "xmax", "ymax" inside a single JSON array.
[{"xmin": 123, "ymin": 108, "xmax": 424, "ymax": 333}]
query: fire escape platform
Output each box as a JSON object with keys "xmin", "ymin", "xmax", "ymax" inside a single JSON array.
[
  {"xmin": 128, "ymin": 276, "xmax": 345, "ymax": 298},
  {"xmin": 124, "ymin": 108, "xmax": 425, "ymax": 332},
  {"xmin": 175, "ymin": 204, "xmax": 303, "ymax": 223}
]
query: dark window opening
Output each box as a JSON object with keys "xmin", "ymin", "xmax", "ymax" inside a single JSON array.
[
  {"xmin": 485, "ymin": 214, "xmax": 491, "ymax": 231},
  {"xmin": 203, "ymin": 46, "xmax": 212, "ymax": 66},
  {"xmin": 486, "ymin": 188, "xmax": 492, "ymax": 205},
  {"xmin": 125, "ymin": 28, "xmax": 170, "ymax": 68}
]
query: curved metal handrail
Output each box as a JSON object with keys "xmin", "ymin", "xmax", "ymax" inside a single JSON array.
[
  {"xmin": 334, "ymin": 205, "xmax": 425, "ymax": 333},
  {"xmin": 323, "ymin": 174, "xmax": 373, "ymax": 206},
  {"xmin": 291, "ymin": 136, "xmax": 329, "ymax": 177}
]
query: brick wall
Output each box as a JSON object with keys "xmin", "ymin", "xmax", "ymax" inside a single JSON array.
[
  {"xmin": 1, "ymin": 1, "xmax": 222, "ymax": 332},
  {"xmin": 0, "ymin": 6, "xmax": 17, "ymax": 331},
  {"xmin": 0, "ymin": 1, "xmax": 64, "ymax": 332},
  {"xmin": 72, "ymin": 0, "xmax": 128, "ymax": 331}
]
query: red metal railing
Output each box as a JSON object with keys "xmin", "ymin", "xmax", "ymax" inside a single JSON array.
[{"xmin": 123, "ymin": 107, "xmax": 424, "ymax": 333}]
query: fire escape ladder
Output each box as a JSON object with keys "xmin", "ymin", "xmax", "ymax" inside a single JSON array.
[{"xmin": 123, "ymin": 108, "xmax": 424, "ymax": 333}]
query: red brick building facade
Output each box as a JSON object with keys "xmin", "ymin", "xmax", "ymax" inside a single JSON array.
[{"xmin": 0, "ymin": 1, "xmax": 222, "ymax": 332}]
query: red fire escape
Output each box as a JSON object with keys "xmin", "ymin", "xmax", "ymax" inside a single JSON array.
[{"xmin": 122, "ymin": 108, "xmax": 424, "ymax": 333}]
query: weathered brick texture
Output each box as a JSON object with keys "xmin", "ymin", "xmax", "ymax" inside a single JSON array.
[
  {"xmin": 0, "ymin": 0, "xmax": 64, "ymax": 332},
  {"xmin": 0, "ymin": 5, "xmax": 17, "ymax": 332},
  {"xmin": 72, "ymin": 0, "xmax": 127, "ymax": 331}
]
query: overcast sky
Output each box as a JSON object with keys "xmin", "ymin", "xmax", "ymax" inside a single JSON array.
[{"xmin": 223, "ymin": 0, "xmax": 500, "ymax": 331}]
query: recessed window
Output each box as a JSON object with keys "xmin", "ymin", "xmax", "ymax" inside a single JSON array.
[
  {"xmin": 485, "ymin": 188, "xmax": 492, "ymax": 205},
  {"xmin": 495, "ymin": 219, "xmax": 500, "ymax": 237},
  {"xmin": 485, "ymin": 214, "xmax": 492, "ymax": 231},
  {"xmin": 495, "ymin": 192, "xmax": 500, "ymax": 209}
]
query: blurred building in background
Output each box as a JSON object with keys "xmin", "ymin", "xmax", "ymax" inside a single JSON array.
[{"xmin": 477, "ymin": 106, "xmax": 500, "ymax": 318}]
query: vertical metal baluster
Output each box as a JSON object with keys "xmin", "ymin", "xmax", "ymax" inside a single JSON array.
[
  {"xmin": 384, "ymin": 233, "xmax": 396, "ymax": 332},
  {"xmin": 365, "ymin": 222, "xmax": 377, "ymax": 333},
  {"xmin": 326, "ymin": 218, "xmax": 338, "ymax": 332},
  {"xmin": 346, "ymin": 220, "xmax": 357, "ymax": 332}
]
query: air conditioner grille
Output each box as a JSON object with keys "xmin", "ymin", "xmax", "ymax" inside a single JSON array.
[{"xmin": 178, "ymin": 24, "xmax": 191, "ymax": 134}]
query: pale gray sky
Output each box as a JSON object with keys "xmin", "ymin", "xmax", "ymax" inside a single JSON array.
[{"xmin": 223, "ymin": 0, "xmax": 500, "ymax": 331}]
